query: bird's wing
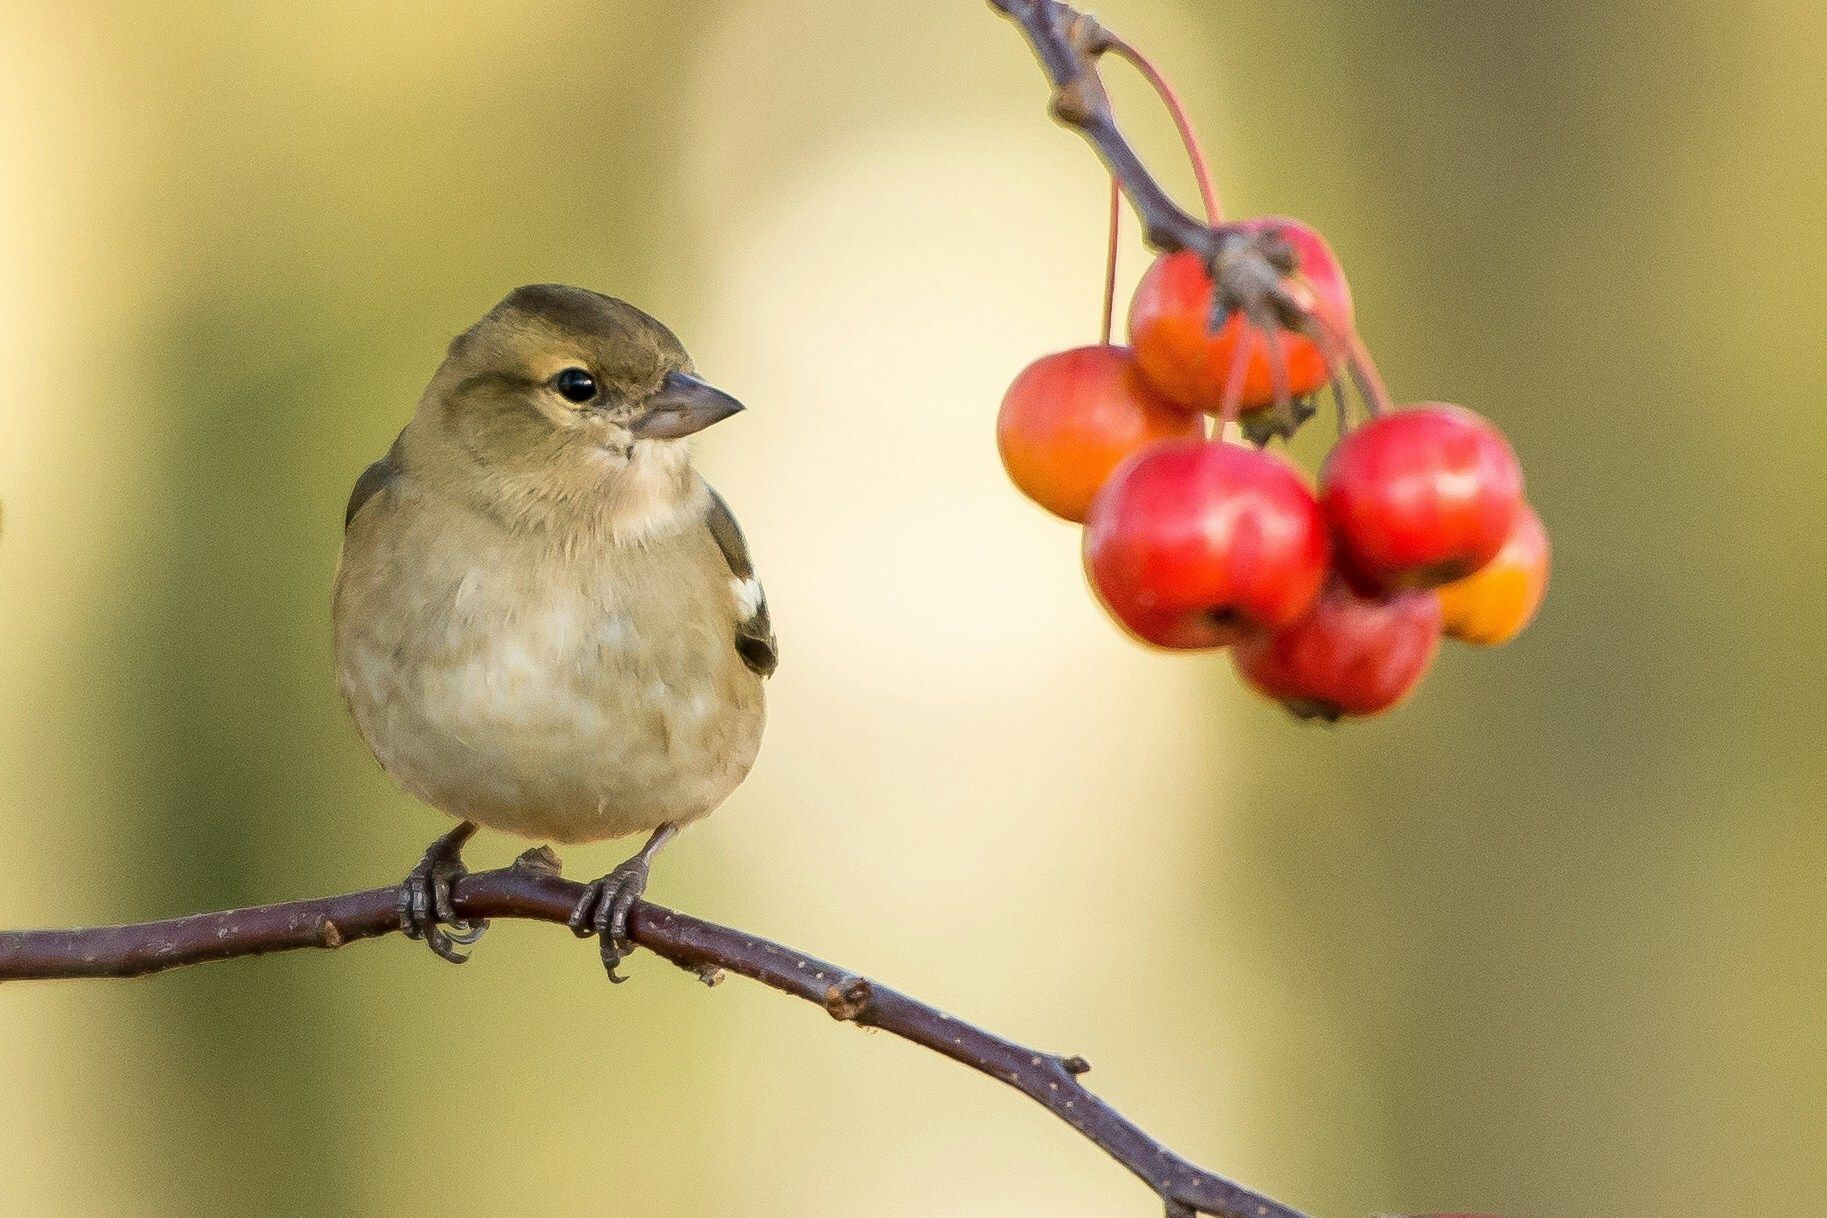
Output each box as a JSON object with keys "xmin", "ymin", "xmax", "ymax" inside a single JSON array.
[
  {"xmin": 703, "ymin": 483, "xmax": 777, "ymax": 679},
  {"xmin": 344, "ymin": 438, "xmax": 403, "ymax": 529}
]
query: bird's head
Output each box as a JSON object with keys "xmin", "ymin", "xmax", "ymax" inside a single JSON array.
[{"xmin": 407, "ymin": 284, "xmax": 744, "ymax": 532}]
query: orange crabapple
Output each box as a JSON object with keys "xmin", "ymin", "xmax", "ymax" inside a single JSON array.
[
  {"xmin": 1435, "ymin": 501, "xmax": 1550, "ymax": 645},
  {"xmin": 1127, "ymin": 217, "xmax": 1353, "ymax": 419},
  {"xmin": 996, "ymin": 345, "xmax": 1205, "ymax": 523}
]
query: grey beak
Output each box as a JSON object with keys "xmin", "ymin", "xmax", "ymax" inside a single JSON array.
[{"xmin": 630, "ymin": 370, "xmax": 745, "ymax": 440}]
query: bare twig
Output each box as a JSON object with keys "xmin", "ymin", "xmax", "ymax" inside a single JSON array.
[
  {"xmin": 989, "ymin": 0, "xmax": 1297, "ymax": 322},
  {"xmin": 992, "ymin": 0, "xmax": 1391, "ymax": 421},
  {"xmin": 0, "ymin": 854, "xmax": 1312, "ymax": 1218},
  {"xmin": 989, "ymin": 0, "xmax": 1216, "ymax": 256}
]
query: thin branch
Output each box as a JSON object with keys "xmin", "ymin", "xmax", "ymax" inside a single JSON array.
[
  {"xmin": 1103, "ymin": 33, "xmax": 1224, "ymax": 226},
  {"xmin": 0, "ymin": 852, "xmax": 1311, "ymax": 1218},
  {"xmin": 991, "ymin": 0, "xmax": 1345, "ymax": 375},
  {"xmin": 989, "ymin": 0, "xmax": 1218, "ymax": 258}
]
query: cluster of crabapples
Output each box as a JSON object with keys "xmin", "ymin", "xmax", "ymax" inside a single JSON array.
[{"xmin": 997, "ymin": 219, "xmax": 1549, "ymax": 721}]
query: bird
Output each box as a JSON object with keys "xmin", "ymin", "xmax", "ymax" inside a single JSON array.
[{"xmin": 332, "ymin": 284, "xmax": 775, "ymax": 979}]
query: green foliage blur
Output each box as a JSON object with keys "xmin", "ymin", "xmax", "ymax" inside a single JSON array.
[{"xmin": 2, "ymin": 2, "xmax": 1822, "ymax": 1215}]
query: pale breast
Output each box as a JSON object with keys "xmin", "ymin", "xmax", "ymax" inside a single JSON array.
[{"xmin": 334, "ymin": 488, "xmax": 765, "ymax": 844}]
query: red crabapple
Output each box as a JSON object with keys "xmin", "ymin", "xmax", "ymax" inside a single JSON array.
[
  {"xmin": 1083, "ymin": 440, "xmax": 1329, "ymax": 650},
  {"xmin": 1321, "ymin": 404, "xmax": 1524, "ymax": 593},
  {"xmin": 1232, "ymin": 577, "xmax": 1444, "ymax": 720}
]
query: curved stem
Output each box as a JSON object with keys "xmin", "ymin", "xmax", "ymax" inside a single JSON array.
[
  {"xmin": 989, "ymin": 0, "xmax": 1217, "ymax": 257},
  {"xmin": 1307, "ymin": 311, "xmax": 1394, "ymax": 419},
  {"xmin": 1105, "ymin": 35, "xmax": 1224, "ymax": 226},
  {"xmin": 1216, "ymin": 313, "xmax": 1254, "ymax": 433},
  {"xmin": 1303, "ymin": 313, "xmax": 1355, "ymax": 436},
  {"xmin": 1101, "ymin": 174, "xmax": 1121, "ymax": 344},
  {"xmin": 1317, "ymin": 331, "xmax": 1354, "ymax": 438},
  {"xmin": 1339, "ymin": 321, "xmax": 1393, "ymax": 418}
]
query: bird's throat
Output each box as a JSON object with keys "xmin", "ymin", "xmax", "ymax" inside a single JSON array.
[{"xmin": 590, "ymin": 440, "xmax": 700, "ymax": 546}]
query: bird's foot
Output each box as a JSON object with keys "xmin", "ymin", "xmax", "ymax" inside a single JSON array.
[
  {"xmin": 398, "ymin": 821, "xmax": 488, "ymax": 963},
  {"xmin": 568, "ymin": 857, "xmax": 650, "ymax": 983},
  {"xmin": 567, "ymin": 823, "xmax": 677, "ymax": 983}
]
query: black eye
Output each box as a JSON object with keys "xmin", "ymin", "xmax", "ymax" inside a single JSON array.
[{"xmin": 553, "ymin": 367, "xmax": 597, "ymax": 403}]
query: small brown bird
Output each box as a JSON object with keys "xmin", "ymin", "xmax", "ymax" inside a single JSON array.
[{"xmin": 333, "ymin": 285, "xmax": 774, "ymax": 977}]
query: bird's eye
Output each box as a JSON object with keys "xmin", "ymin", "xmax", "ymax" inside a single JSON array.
[{"xmin": 553, "ymin": 367, "xmax": 598, "ymax": 404}]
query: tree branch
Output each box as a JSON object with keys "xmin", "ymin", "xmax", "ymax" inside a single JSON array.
[
  {"xmin": 990, "ymin": 0, "xmax": 1215, "ymax": 256},
  {"xmin": 990, "ymin": 0, "xmax": 1311, "ymax": 335},
  {"xmin": 0, "ymin": 851, "xmax": 1311, "ymax": 1218}
]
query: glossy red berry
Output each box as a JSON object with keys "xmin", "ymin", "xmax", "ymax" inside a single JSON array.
[
  {"xmin": 1321, "ymin": 404, "xmax": 1524, "ymax": 593},
  {"xmin": 1436, "ymin": 502, "xmax": 1550, "ymax": 645},
  {"xmin": 1083, "ymin": 440, "xmax": 1329, "ymax": 650},
  {"xmin": 1128, "ymin": 217, "xmax": 1352, "ymax": 413},
  {"xmin": 997, "ymin": 346, "xmax": 1205, "ymax": 523},
  {"xmin": 1232, "ymin": 577, "xmax": 1443, "ymax": 720}
]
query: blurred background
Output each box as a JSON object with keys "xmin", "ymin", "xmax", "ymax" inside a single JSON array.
[{"xmin": 2, "ymin": 1, "xmax": 1823, "ymax": 1214}]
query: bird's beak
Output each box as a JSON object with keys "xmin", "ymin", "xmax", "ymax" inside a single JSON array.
[{"xmin": 630, "ymin": 371, "xmax": 745, "ymax": 440}]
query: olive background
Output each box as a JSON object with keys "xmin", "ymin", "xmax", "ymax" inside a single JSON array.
[{"xmin": 2, "ymin": 2, "xmax": 1822, "ymax": 1215}]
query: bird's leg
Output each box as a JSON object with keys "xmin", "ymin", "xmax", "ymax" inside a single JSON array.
[
  {"xmin": 397, "ymin": 820, "xmax": 488, "ymax": 963},
  {"xmin": 567, "ymin": 822, "xmax": 678, "ymax": 983}
]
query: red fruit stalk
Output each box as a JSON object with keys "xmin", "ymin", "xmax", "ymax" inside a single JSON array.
[
  {"xmin": 1100, "ymin": 175, "xmax": 1121, "ymax": 345},
  {"xmin": 1102, "ymin": 34, "xmax": 1223, "ymax": 225},
  {"xmin": 1083, "ymin": 440, "xmax": 1329, "ymax": 650}
]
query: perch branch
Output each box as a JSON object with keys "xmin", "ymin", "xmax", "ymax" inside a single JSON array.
[{"xmin": 1, "ymin": 854, "xmax": 1311, "ymax": 1218}]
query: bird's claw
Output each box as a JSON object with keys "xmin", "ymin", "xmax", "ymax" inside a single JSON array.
[
  {"xmin": 568, "ymin": 857, "xmax": 651, "ymax": 983},
  {"xmin": 397, "ymin": 823, "xmax": 487, "ymax": 964}
]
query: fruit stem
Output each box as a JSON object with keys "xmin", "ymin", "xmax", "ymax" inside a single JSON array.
[
  {"xmin": 1339, "ymin": 322, "xmax": 1394, "ymax": 418},
  {"xmin": 1215, "ymin": 312, "xmax": 1254, "ymax": 436},
  {"xmin": 1265, "ymin": 318, "xmax": 1291, "ymax": 423},
  {"xmin": 1307, "ymin": 319, "xmax": 1353, "ymax": 435},
  {"xmin": 1307, "ymin": 311, "xmax": 1394, "ymax": 420},
  {"xmin": 1104, "ymin": 36, "xmax": 1223, "ymax": 227},
  {"xmin": 1100, "ymin": 175, "xmax": 1120, "ymax": 345},
  {"xmin": 1329, "ymin": 368, "xmax": 1352, "ymax": 439}
]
